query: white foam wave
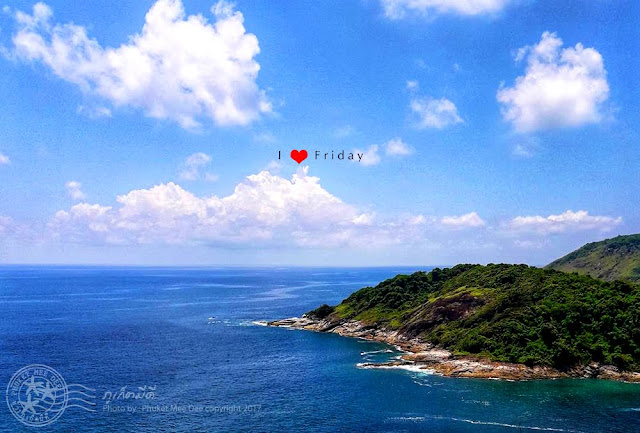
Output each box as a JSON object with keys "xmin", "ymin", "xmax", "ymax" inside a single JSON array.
[
  {"xmin": 388, "ymin": 414, "xmax": 583, "ymax": 432},
  {"xmin": 432, "ymin": 415, "xmax": 583, "ymax": 432},
  {"xmin": 411, "ymin": 379, "xmax": 432, "ymax": 387},
  {"xmin": 388, "ymin": 416, "xmax": 425, "ymax": 422},
  {"xmin": 360, "ymin": 349, "xmax": 394, "ymax": 355},
  {"xmin": 356, "ymin": 363, "xmax": 436, "ymax": 374}
]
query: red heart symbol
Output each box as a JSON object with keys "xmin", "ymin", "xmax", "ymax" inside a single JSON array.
[{"xmin": 290, "ymin": 149, "xmax": 308, "ymax": 164}]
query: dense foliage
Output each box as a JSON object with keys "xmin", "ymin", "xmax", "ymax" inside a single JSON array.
[
  {"xmin": 316, "ymin": 264, "xmax": 640, "ymax": 370},
  {"xmin": 547, "ymin": 234, "xmax": 640, "ymax": 283},
  {"xmin": 307, "ymin": 304, "xmax": 335, "ymax": 319},
  {"xmin": 331, "ymin": 264, "xmax": 476, "ymax": 327}
]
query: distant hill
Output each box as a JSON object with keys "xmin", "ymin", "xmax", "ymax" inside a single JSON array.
[
  {"xmin": 307, "ymin": 264, "xmax": 640, "ymax": 371},
  {"xmin": 546, "ymin": 234, "xmax": 640, "ymax": 283}
]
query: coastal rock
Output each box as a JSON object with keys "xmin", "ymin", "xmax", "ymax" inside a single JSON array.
[
  {"xmin": 403, "ymin": 349, "xmax": 452, "ymax": 362},
  {"xmin": 267, "ymin": 316, "xmax": 640, "ymax": 382}
]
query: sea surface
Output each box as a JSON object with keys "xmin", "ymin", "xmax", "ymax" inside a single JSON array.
[{"xmin": 0, "ymin": 266, "xmax": 639, "ymax": 432}]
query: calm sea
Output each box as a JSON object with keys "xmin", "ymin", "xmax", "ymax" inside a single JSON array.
[{"xmin": 0, "ymin": 266, "xmax": 639, "ymax": 432}]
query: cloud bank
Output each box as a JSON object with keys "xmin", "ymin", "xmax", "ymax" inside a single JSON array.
[
  {"xmin": 48, "ymin": 168, "xmax": 489, "ymax": 248},
  {"xmin": 507, "ymin": 210, "xmax": 622, "ymax": 234},
  {"xmin": 411, "ymin": 97, "xmax": 463, "ymax": 129},
  {"xmin": 43, "ymin": 169, "xmax": 623, "ymax": 255}
]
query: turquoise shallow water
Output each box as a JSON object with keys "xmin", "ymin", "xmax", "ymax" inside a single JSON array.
[{"xmin": 0, "ymin": 266, "xmax": 639, "ymax": 432}]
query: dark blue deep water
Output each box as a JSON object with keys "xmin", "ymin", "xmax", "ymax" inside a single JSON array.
[{"xmin": 1, "ymin": 266, "xmax": 639, "ymax": 432}]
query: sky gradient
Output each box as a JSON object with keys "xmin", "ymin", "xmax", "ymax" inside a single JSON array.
[{"xmin": 0, "ymin": 0, "xmax": 638, "ymax": 266}]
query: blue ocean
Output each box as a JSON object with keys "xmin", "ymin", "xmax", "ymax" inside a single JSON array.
[{"xmin": 1, "ymin": 266, "xmax": 639, "ymax": 432}]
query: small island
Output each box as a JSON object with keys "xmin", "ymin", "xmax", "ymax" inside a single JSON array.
[{"xmin": 270, "ymin": 235, "xmax": 640, "ymax": 382}]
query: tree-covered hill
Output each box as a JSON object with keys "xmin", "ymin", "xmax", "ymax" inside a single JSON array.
[
  {"xmin": 546, "ymin": 234, "xmax": 640, "ymax": 283},
  {"xmin": 308, "ymin": 264, "xmax": 640, "ymax": 371}
]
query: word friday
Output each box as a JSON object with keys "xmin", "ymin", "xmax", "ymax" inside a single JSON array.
[{"xmin": 279, "ymin": 150, "xmax": 364, "ymax": 164}]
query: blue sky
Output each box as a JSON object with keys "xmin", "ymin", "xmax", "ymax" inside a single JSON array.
[{"xmin": 0, "ymin": 0, "xmax": 638, "ymax": 265}]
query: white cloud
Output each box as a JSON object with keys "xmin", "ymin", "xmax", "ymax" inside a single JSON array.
[
  {"xmin": 334, "ymin": 125, "xmax": 356, "ymax": 139},
  {"xmin": 263, "ymin": 160, "xmax": 282, "ymax": 173},
  {"xmin": 351, "ymin": 213, "xmax": 375, "ymax": 226},
  {"xmin": 50, "ymin": 170, "xmax": 373, "ymax": 246},
  {"xmin": 10, "ymin": 0, "xmax": 271, "ymax": 129},
  {"xmin": 0, "ymin": 216, "xmax": 12, "ymax": 234},
  {"xmin": 354, "ymin": 144, "xmax": 381, "ymax": 166},
  {"xmin": 441, "ymin": 212, "xmax": 485, "ymax": 229},
  {"xmin": 44, "ymin": 172, "xmax": 625, "ymax": 264},
  {"xmin": 411, "ymin": 97, "xmax": 463, "ymax": 129},
  {"xmin": 352, "ymin": 139, "xmax": 412, "ymax": 166},
  {"xmin": 408, "ymin": 215, "xmax": 427, "ymax": 225},
  {"xmin": 204, "ymin": 173, "xmax": 220, "ymax": 182},
  {"xmin": 49, "ymin": 169, "xmax": 443, "ymax": 248},
  {"xmin": 406, "ymin": 80, "xmax": 419, "ymax": 91},
  {"xmin": 381, "ymin": 0, "xmax": 510, "ymax": 19},
  {"xmin": 0, "ymin": 152, "xmax": 9, "ymax": 164},
  {"xmin": 507, "ymin": 210, "xmax": 622, "ymax": 234},
  {"xmin": 497, "ymin": 32, "xmax": 610, "ymax": 132},
  {"xmin": 77, "ymin": 105, "xmax": 112, "ymax": 119},
  {"xmin": 253, "ymin": 132, "xmax": 277, "ymax": 144},
  {"xmin": 65, "ymin": 181, "xmax": 86, "ymax": 201},
  {"xmin": 178, "ymin": 152, "xmax": 217, "ymax": 181},
  {"xmin": 415, "ymin": 59, "xmax": 427, "ymax": 69},
  {"xmin": 511, "ymin": 142, "xmax": 536, "ymax": 158},
  {"xmin": 513, "ymin": 239, "xmax": 548, "ymax": 249},
  {"xmin": 512, "ymin": 143, "xmax": 534, "ymax": 158},
  {"xmin": 385, "ymin": 138, "xmax": 413, "ymax": 156},
  {"xmin": 0, "ymin": 215, "xmax": 35, "ymax": 241},
  {"xmin": 510, "ymin": 135, "xmax": 539, "ymax": 158}
]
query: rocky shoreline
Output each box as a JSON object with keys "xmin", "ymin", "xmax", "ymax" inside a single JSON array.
[{"xmin": 267, "ymin": 316, "xmax": 640, "ymax": 382}]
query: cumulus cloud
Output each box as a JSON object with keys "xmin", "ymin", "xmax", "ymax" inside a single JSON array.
[
  {"xmin": 47, "ymin": 171, "xmax": 624, "ymax": 254},
  {"xmin": 385, "ymin": 138, "xmax": 413, "ymax": 156},
  {"xmin": 507, "ymin": 210, "xmax": 622, "ymax": 234},
  {"xmin": 497, "ymin": 32, "xmax": 610, "ymax": 132},
  {"xmin": 65, "ymin": 181, "xmax": 86, "ymax": 201},
  {"xmin": 355, "ymin": 144, "xmax": 381, "ymax": 166},
  {"xmin": 381, "ymin": 0, "xmax": 510, "ymax": 19},
  {"xmin": 411, "ymin": 97, "xmax": 463, "ymax": 129},
  {"xmin": 48, "ymin": 169, "xmax": 448, "ymax": 248},
  {"xmin": 441, "ymin": 212, "xmax": 486, "ymax": 229},
  {"xmin": 352, "ymin": 139, "xmax": 412, "ymax": 166},
  {"xmin": 0, "ymin": 152, "xmax": 9, "ymax": 164},
  {"xmin": 179, "ymin": 152, "xmax": 217, "ymax": 181},
  {"xmin": 9, "ymin": 0, "xmax": 271, "ymax": 129}
]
